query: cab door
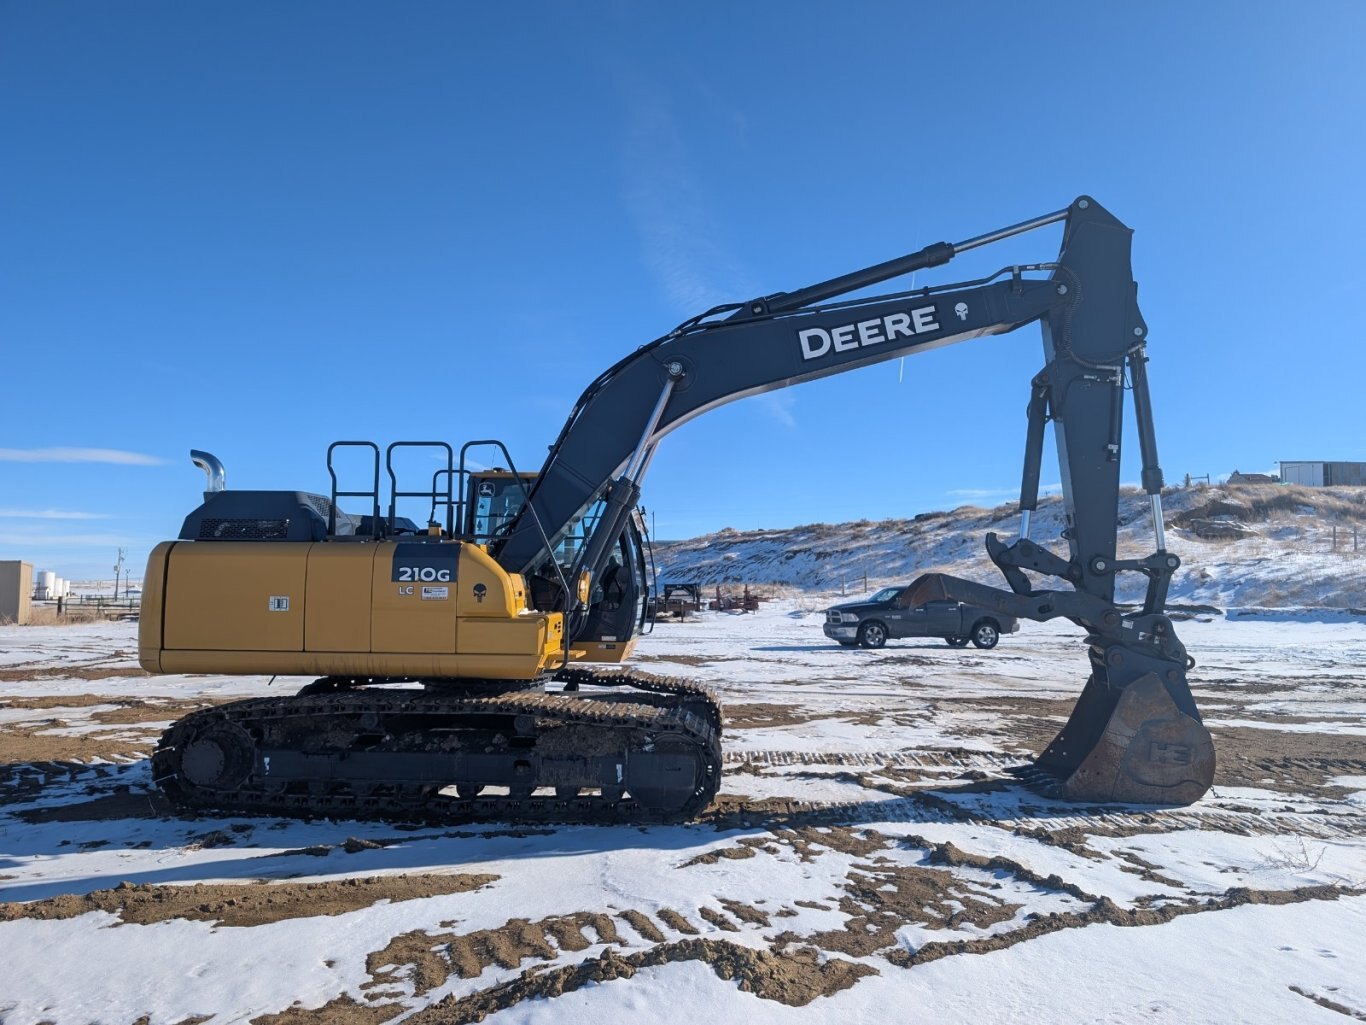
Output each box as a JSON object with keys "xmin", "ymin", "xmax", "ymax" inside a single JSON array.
[
  {"xmin": 922, "ymin": 600, "xmax": 962, "ymax": 636},
  {"xmin": 889, "ymin": 589, "xmax": 924, "ymax": 638}
]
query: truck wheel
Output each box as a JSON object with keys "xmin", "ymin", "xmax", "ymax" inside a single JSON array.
[
  {"xmin": 857, "ymin": 621, "xmax": 888, "ymax": 649},
  {"xmin": 945, "ymin": 636, "xmax": 969, "ymax": 648},
  {"xmin": 970, "ymin": 620, "xmax": 1000, "ymax": 649}
]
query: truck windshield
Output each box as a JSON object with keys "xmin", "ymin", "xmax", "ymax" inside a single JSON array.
[{"xmin": 868, "ymin": 587, "xmax": 903, "ymax": 603}]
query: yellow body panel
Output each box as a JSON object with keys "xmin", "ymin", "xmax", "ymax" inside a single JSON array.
[
  {"xmin": 138, "ymin": 542, "xmax": 174, "ymax": 672},
  {"xmin": 370, "ymin": 547, "xmax": 458, "ymax": 654},
  {"xmin": 456, "ymin": 544, "xmax": 521, "ymax": 618},
  {"xmin": 304, "ymin": 544, "xmax": 376, "ymax": 651},
  {"xmin": 140, "ymin": 538, "xmax": 564, "ymax": 680},
  {"xmin": 163, "ymin": 542, "xmax": 308, "ymax": 652}
]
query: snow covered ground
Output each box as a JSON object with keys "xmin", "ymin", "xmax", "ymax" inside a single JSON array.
[
  {"xmin": 1, "ymin": 606, "xmax": 1364, "ymax": 1024},
  {"xmin": 654, "ymin": 483, "xmax": 1366, "ymax": 611}
]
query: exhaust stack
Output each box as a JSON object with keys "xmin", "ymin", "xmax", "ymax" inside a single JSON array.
[{"xmin": 190, "ymin": 450, "xmax": 226, "ymax": 495}]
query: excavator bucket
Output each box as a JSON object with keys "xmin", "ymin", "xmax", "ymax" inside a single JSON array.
[
  {"xmin": 1024, "ymin": 672, "xmax": 1215, "ymax": 804},
  {"xmin": 902, "ymin": 573, "xmax": 1215, "ymax": 805}
]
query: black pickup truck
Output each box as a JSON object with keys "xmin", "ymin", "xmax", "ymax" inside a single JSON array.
[{"xmin": 822, "ymin": 585, "xmax": 1019, "ymax": 649}]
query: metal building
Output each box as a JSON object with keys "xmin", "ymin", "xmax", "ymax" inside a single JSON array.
[
  {"xmin": 1, "ymin": 561, "xmax": 33, "ymax": 625},
  {"xmin": 1279, "ymin": 461, "xmax": 1366, "ymax": 487}
]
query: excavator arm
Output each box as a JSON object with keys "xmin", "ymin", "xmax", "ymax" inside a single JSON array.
[{"xmin": 497, "ymin": 196, "xmax": 1214, "ymax": 805}]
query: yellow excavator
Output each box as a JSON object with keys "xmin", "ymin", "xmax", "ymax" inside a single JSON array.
[{"xmin": 140, "ymin": 197, "xmax": 1215, "ymax": 823}]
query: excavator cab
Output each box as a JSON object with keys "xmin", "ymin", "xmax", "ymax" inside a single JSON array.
[
  {"xmin": 461, "ymin": 464, "xmax": 652, "ymax": 664},
  {"xmin": 464, "ymin": 470, "xmax": 536, "ymax": 546}
]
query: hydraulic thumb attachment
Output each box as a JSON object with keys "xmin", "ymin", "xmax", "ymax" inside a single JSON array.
[{"xmin": 901, "ymin": 572, "xmax": 1215, "ymax": 805}]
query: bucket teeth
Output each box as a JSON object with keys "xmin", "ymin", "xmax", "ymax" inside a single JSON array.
[{"xmin": 1005, "ymin": 763, "xmax": 1066, "ymax": 798}]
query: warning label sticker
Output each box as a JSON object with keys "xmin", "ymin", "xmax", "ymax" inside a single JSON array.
[{"xmin": 421, "ymin": 586, "xmax": 449, "ymax": 601}]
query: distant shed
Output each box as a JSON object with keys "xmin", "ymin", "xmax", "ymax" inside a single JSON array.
[
  {"xmin": 1, "ymin": 561, "xmax": 33, "ymax": 625},
  {"xmin": 1227, "ymin": 470, "xmax": 1278, "ymax": 485},
  {"xmin": 1279, "ymin": 461, "xmax": 1366, "ymax": 487}
]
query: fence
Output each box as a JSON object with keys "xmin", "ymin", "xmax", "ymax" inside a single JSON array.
[
  {"xmin": 43, "ymin": 595, "xmax": 142, "ymax": 620},
  {"xmin": 1330, "ymin": 524, "xmax": 1361, "ymax": 553}
]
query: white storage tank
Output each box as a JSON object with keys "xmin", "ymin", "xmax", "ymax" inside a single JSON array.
[{"xmin": 35, "ymin": 570, "xmax": 56, "ymax": 600}]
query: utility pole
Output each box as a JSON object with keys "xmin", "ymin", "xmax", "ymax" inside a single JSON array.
[{"xmin": 113, "ymin": 548, "xmax": 126, "ymax": 600}]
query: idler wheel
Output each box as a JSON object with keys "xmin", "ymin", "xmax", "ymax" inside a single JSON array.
[{"xmin": 178, "ymin": 721, "xmax": 255, "ymax": 789}]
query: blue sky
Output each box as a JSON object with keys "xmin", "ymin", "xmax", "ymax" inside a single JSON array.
[{"xmin": 2, "ymin": 1, "xmax": 1363, "ymax": 580}]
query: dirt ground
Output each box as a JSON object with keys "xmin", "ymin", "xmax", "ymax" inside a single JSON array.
[{"xmin": 0, "ymin": 873, "xmax": 497, "ymax": 928}]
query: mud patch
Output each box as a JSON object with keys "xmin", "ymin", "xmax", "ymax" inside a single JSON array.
[
  {"xmin": 889, "ymin": 884, "xmax": 1360, "ymax": 968},
  {"xmin": 781, "ymin": 853, "xmax": 1021, "ymax": 957},
  {"xmin": 0, "ymin": 693, "xmax": 148, "ymax": 709},
  {"xmin": 931, "ymin": 695, "xmax": 1076, "ymax": 750},
  {"xmin": 1212, "ymin": 725, "xmax": 1366, "ymax": 795},
  {"xmin": 0, "ymin": 696, "xmax": 210, "ymax": 764},
  {"xmin": 0, "ymin": 728, "xmax": 158, "ymax": 766},
  {"xmin": 698, "ymin": 795, "xmax": 867, "ymax": 833},
  {"xmin": 405, "ymin": 943, "xmax": 877, "ymax": 1023},
  {"xmin": 1112, "ymin": 849, "xmax": 1185, "ymax": 888},
  {"xmin": 365, "ymin": 912, "xmax": 624, "ymax": 997},
  {"xmin": 698, "ymin": 906, "xmax": 739, "ymax": 931},
  {"xmin": 786, "ymin": 825, "xmax": 894, "ymax": 858},
  {"xmin": 919, "ymin": 838, "xmax": 1099, "ymax": 901},
  {"xmin": 1012, "ymin": 825, "xmax": 1106, "ymax": 860},
  {"xmin": 0, "ymin": 873, "xmax": 497, "ymax": 927},
  {"xmin": 723, "ymin": 703, "xmax": 820, "ymax": 729},
  {"xmin": 657, "ymin": 908, "xmax": 700, "ymax": 934},
  {"xmin": 251, "ymin": 996, "xmax": 402, "ymax": 1025},
  {"xmin": 873, "ymin": 653, "xmax": 939, "ymax": 667},
  {"xmin": 633, "ymin": 653, "xmax": 741, "ymax": 667},
  {"xmin": 719, "ymin": 899, "xmax": 771, "ymax": 927},
  {"xmin": 678, "ymin": 835, "xmax": 771, "ymax": 867},
  {"xmin": 617, "ymin": 908, "xmax": 666, "ymax": 942},
  {"xmin": 1289, "ymin": 985, "xmax": 1366, "ymax": 1021},
  {"xmin": 0, "ymin": 665, "xmax": 149, "ymax": 683},
  {"xmin": 944, "ymin": 695, "xmax": 1076, "ymax": 721}
]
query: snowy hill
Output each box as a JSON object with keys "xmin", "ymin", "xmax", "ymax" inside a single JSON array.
[{"xmin": 654, "ymin": 483, "xmax": 1366, "ymax": 610}]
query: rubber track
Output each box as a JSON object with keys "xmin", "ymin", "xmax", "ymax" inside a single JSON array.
[{"xmin": 152, "ymin": 667, "xmax": 722, "ymax": 826}]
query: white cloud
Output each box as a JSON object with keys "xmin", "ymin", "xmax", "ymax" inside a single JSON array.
[
  {"xmin": 756, "ymin": 393, "xmax": 797, "ymax": 429},
  {"xmin": 0, "ymin": 508, "xmax": 109, "ymax": 520},
  {"xmin": 0, "ymin": 447, "xmax": 167, "ymax": 465},
  {"xmin": 621, "ymin": 88, "xmax": 757, "ymax": 315}
]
